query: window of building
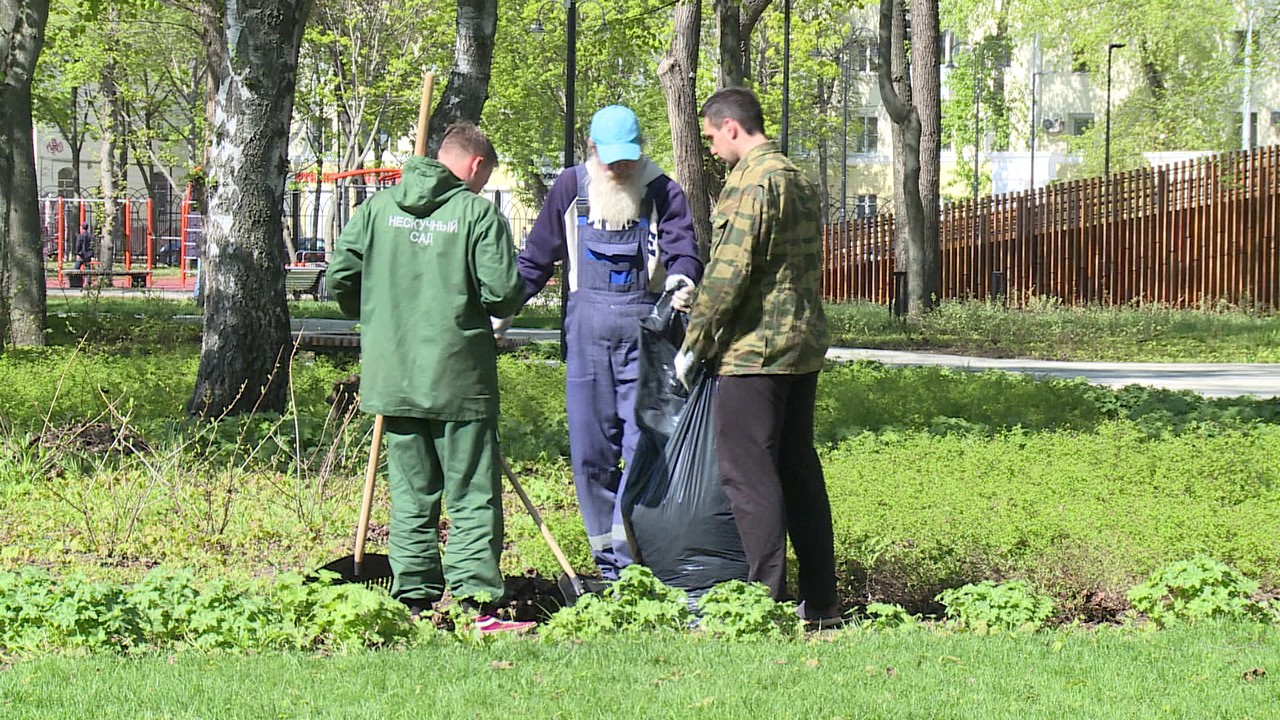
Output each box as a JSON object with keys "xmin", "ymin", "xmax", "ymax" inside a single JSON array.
[
  {"xmin": 1232, "ymin": 112, "xmax": 1258, "ymax": 148},
  {"xmin": 1069, "ymin": 114, "xmax": 1095, "ymax": 136},
  {"xmin": 846, "ymin": 38, "xmax": 877, "ymax": 74},
  {"xmin": 57, "ymin": 168, "xmax": 75, "ymax": 198},
  {"xmin": 852, "ymin": 116, "xmax": 878, "ymax": 154},
  {"xmin": 854, "ymin": 194, "xmax": 877, "ymax": 219}
]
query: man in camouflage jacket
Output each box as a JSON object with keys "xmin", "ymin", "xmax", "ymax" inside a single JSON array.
[{"xmin": 677, "ymin": 87, "xmax": 842, "ymax": 628}]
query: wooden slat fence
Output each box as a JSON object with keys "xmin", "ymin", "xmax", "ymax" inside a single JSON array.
[{"xmin": 822, "ymin": 144, "xmax": 1280, "ymax": 308}]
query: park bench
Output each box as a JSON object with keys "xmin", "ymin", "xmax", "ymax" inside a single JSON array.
[
  {"xmin": 285, "ymin": 265, "xmax": 326, "ymax": 300},
  {"xmin": 64, "ymin": 269, "xmax": 150, "ymax": 289}
]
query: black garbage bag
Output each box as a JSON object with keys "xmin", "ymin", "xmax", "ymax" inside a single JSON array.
[{"xmin": 624, "ymin": 294, "xmax": 748, "ymax": 598}]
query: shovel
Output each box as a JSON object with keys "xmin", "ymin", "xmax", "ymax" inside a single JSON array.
[{"xmin": 499, "ymin": 455, "xmax": 591, "ymax": 606}]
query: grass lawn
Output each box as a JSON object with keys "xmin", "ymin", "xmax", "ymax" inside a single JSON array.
[
  {"xmin": 825, "ymin": 300, "xmax": 1280, "ymax": 362},
  {"xmin": 5, "ymin": 297, "xmax": 1280, "ymax": 715},
  {"xmin": 3, "ymin": 623, "xmax": 1277, "ymax": 719}
]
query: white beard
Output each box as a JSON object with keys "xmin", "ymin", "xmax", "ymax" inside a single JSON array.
[{"xmin": 585, "ymin": 157, "xmax": 645, "ymax": 229}]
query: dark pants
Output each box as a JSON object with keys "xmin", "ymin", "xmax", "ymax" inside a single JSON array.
[{"xmin": 715, "ymin": 372, "xmax": 837, "ymax": 609}]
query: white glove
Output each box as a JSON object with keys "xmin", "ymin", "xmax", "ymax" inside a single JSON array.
[
  {"xmin": 665, "ymin": 274, "xmax": 695, "ymax": 313},
  {"xmin": 491, "ymin": 316, "xmax": 514, "ymax": 340},
  {"xmin": 674, "ymin": 349, "xmax": 697, "ymax": 390}
]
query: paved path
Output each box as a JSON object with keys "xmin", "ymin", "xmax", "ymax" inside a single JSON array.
[
  {"xmin": 826, "ymin": 348, "xmax": 1280, "ymax": 399},
  {"xmin": 289, "ymin": 320, "xmax": 1280, "ymax": 399}
]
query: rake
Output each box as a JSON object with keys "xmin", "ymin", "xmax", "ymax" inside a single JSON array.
[
  {"xmin": 316, "ymin": 414, "xmax": 394, "ymax": 589},
  {"xmin": 316, "ymin": 71, "xmax": 435, "ymax": 589}
]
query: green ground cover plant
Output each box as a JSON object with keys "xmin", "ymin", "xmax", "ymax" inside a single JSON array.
[{"xmin": 4, "ymin": 304, "xmax": 1280, "ymax": 617}]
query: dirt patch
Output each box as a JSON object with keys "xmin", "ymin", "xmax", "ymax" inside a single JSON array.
[{"xmin": 33, "ymin": 421, "xmax": 152, "ymax": 456}]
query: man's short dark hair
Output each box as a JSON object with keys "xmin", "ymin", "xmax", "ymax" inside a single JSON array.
[
  {"xmin": 440, "ymin": 122, "xmax": 498, "ymax": 166},
  {"xmin": 699, "ymin": 88, "xmax": 766, "ymax": 136}
]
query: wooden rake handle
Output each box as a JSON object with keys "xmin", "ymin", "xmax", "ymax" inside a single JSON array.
[
  {"xmin": 353, "ymin": 414, "xmax": 385, "ymax": 572},
  {"xmin": 414, "ymin": 72, "xmax": 436, "ymax": 157}
]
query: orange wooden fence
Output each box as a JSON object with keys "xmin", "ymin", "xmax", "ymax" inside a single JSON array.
[{"xmin": 822, "ymin": 145, "xmax": 1280, "ymax": 308}]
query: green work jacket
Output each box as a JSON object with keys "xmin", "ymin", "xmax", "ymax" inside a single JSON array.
[{"xmin": 328, "ymin": 157, "xmax": 523, "ymax": 420}]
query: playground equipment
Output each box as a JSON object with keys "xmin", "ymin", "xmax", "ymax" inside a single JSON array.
[
  {"xmin": 288, "ymin": 167, "xmax": 402, "ymax": 265},
  {"xmin": 47, "ymin": 195, "xmax": 155, "ymax": 288}
]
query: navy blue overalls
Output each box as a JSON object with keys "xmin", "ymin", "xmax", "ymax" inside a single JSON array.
[{"xmin": 565, "ymin": 165, "xmax": 659, "ymax": 579}]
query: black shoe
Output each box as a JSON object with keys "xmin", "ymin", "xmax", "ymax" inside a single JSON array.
[{"xmin": 796, "ymin": 601, "xmax": 847, "ymax": 630}]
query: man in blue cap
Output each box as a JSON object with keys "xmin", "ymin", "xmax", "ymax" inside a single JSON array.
[{"xmin": 495, "ymin": 104, "xmax": 703, "ymax": 580}]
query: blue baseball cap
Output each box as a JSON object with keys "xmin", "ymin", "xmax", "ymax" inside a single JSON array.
[{"xmin": 589, "ymin": 105, "xmax": 642, "ymax": 165}]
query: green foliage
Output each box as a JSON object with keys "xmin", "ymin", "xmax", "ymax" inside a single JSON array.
[
  {"xmin": 0, "ymin": 568, "xmax": 413, "ymax": 656},
  {"xmin": 695, "ymin": 581, "xmax": 802, "ymax": 641},
  {"xmin": 1127, "ymin": 556, "xmax": 1264, "ymax": 627},
  {"xmin": 825, "ymin": 423, "xmax": 1280, "ymax": 615},
  {"xmin": 542, "ymin": 566, "xmax": 692, "ymax": 640},
  {"xmin": 496, "ymin": 355, "xmax": 569, "ymax": 461},
  {"xmin": 860, "ymin": 602, "xmax": 920, "ymax": 631},
  {"xmin": 937, "ymin": 580, "xmax": 1056, "ymax": 633}
]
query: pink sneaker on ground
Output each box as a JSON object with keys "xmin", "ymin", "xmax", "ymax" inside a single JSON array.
[{"xmin": 473, "ymin": 615, "xmax": 536, "ymax": 635}]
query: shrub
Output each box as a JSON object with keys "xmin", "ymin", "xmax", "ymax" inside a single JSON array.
[
  {"xmin": 1127, "ymin": 556, "xmax": 1262, "ymax": 627},
  {"xmin": 936, "ymin": 580, "xmax": 1055, "ymax": 633},
  {"xmin": 542, "ymin": 565, "xmax": 692, "ymax": 640},
  {"xmin": 695, "ymin": 581, "xmax": 802, "ymax": 640}
]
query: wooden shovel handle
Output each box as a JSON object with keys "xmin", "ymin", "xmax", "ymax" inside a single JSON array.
[
  {"xmin": 499, "ymin": 454, "xmax": 581, "ymax": 587},
  {"xmin": 353, "ymin": 414, "xmax": 385, "ymax": 570},
  {"xmin": 413, "ymin": 72, "xmax": 436, "ymax": 157}
]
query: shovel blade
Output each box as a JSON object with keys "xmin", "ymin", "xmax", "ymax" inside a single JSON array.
[
  {"xmin": 557, "ymin": 574, "xmax": 610, "ymax": 606},
  {"xmin": 315, "ymin": 553, "xmax": 394, "ymax": 591}
]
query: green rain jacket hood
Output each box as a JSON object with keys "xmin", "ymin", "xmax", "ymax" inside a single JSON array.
[{"xmin": 327, "ymin": 156, "xmax": 524, "ymax": 420}]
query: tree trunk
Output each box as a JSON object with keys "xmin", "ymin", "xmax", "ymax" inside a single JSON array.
[
  {"xmin": 658, "ymin": 0, "xmax": 712, "ymax": 255},
  {"xmin": 425, "ymin": 0, "xmax": 497, "ymax": 157},
  {"xmin": 1, "ymin": 0, "xmax": 50, "ymax": 349},
  {"xmin": 715, "ymin": 0, "xmax": 742, "ymax": 88},
  {"xmin": 69, "ymin": 85, "xmax": 84, "ymax": 193},
  {"xmin": 909, "ymin": 0, "xmax": 941, "ymax": 309},
  {"xmin": 99, "ymin": 61, "xmax": 120, "ymax": 274},
  {"xmin": 188, "ymin": 0, "xmax": 313, "ymax": 418},
  {"xmin": 719, "ymin": 0, "xmax": 771, "ymax": 88},
  {"xmin": 887, "ymin": 0, "xmax": 909, "ymax": 270},
  {"xmin": 878, "ymin": 0, "xmax": 926, "ymax": 318},
  {"xmin": 4, "ymin": 83, "xmax": 46, "ymax": 345}
]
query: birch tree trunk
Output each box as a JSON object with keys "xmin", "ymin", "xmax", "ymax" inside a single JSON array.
[
  {"xmin": 188, "ymin": 0, "xmax": 312, "ymax": 418},
  {"xmin": 99, "ymin": 60, "xmax": 120, "ymax": 274},
  {"xmin": 425, "ymin": 0, "xmax": 497, "ymax": 156},
  {"xmin": 658, "ymin": 0, "xmax": 712, "ymax": 253},
  {"xmin": 1, "ymin": 0, "xmax": 50, "ymax": 348}
]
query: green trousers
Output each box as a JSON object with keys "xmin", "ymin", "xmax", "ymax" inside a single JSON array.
[{"xmin": 383, "ymin": 415, "xmax": 505, "ymax": 605}]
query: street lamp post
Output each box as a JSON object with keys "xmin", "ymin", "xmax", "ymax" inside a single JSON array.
[
  {"xmin": 840, "ymin": 43, "xmax": 849, "ymax": 220},
  {"xmin": 1029, "ymin": 70, "xmax": 1053, "ymax": 192},
  {"xmin": 1104, "ymin": 42, "xmax": 1125, "ymax": 177},
  {"xmin": 532, "ymin": 0, "xmax": 604, "ymax": 358},
  {"xmin": 781, "ymin": 0, "xmax": 791, "ymax": 155}
]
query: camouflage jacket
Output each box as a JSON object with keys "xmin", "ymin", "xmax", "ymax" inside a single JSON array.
[{"xmin": 683, "ymin": 141, "xmax": 829, "ymax": 376}]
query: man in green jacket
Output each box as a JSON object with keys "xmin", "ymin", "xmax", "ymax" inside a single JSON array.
[
  {"xmin": 328, "ymin": 123, "xmax": 532, "ymax": 634},
  {"xmin": 677, "ymin": 88, "xmax": 842, "ymax": 629}
]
